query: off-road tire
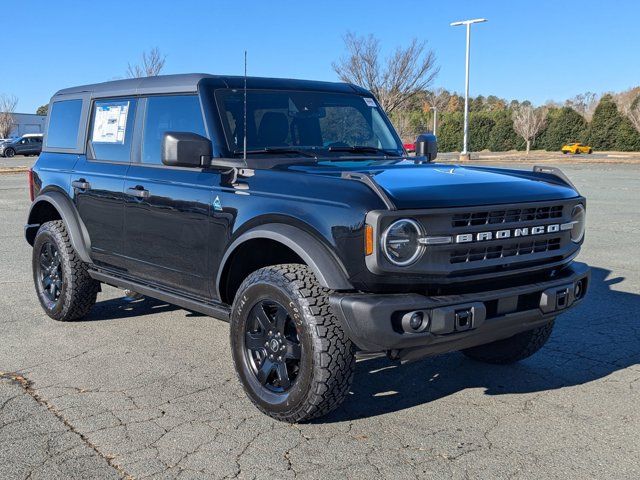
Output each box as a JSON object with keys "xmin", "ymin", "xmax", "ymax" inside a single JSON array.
[
  {"xmin": 32, "ymin": 220, "xmax": 99, "ymax": 321},
  {"xmin": 462, "ymin": 320, "xmax": 555, "ymax": 364},
  {"xmin": 230, "ymin": 264, "xmax": 355, "ymax": 423}
]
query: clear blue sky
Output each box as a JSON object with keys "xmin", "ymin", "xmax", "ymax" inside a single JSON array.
[{"xmin": 5, "ymin": 0, "xmax": 639, "ymax": 113}]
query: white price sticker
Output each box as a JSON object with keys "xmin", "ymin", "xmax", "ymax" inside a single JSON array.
[{"xmin": 92, "ymin": 102, "xmax": 129, "ymax": 144}]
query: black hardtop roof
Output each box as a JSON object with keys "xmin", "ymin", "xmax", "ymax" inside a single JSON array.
[{"xmin": 53, "ymin": 73, "xmax": 370, "ymax": 99}]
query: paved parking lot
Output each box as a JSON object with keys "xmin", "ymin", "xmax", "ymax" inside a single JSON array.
[{"xmin": 1, "ymin": 163, "xmax": 639, "ymax": 479}]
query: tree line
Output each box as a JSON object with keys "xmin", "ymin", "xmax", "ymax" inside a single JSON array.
[{"xmin": 387, "ymin": 89, "xmax": 640, "ymax": 152}]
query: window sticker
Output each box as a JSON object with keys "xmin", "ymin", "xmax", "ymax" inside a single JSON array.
[
  {"xmin": 363, "ymin": 97, "xmax": 377, "ymax": 107},
  {"xmin": 92, "ymin": 101, "xmax": 130, "ymax": 144}
]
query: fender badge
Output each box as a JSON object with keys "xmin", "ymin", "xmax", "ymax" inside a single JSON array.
[{"xmin": 213, "ymin": 195, "xmax": 223, "ymax": 211}]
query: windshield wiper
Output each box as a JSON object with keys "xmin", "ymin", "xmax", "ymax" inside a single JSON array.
[
  {"xmin": 327, "ymin": 145, "xmax": 401, "ymax": 157},
  {"xmin": 233, "ymin": 147, "xmax": 317, "ymax": 158}
]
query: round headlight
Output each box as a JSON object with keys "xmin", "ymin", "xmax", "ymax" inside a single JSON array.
[
  {"xmin": 570, "ymin": 204, "xmax": 586, "ymax": 243},
  {"xmin": 381, "ymin": 219, "xmax": 424, "ymax": 266}
]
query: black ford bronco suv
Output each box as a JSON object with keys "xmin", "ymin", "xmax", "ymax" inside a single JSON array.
[{"xmin": 26, "ymin": 74, "xmax": 589, "ymax": 422}]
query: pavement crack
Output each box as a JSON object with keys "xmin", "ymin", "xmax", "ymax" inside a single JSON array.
[{"xmin": 0, "ymin": 371, "xmax": 133, "ymax": 480}]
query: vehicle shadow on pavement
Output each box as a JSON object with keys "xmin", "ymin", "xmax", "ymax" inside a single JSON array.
[
  {"xmin": 80, "ymin": 296, "xmax": 205, "ymax": 321},
  {"xmin": 321, "ymin": 266, "xmax": 640, "ymax": 423}
]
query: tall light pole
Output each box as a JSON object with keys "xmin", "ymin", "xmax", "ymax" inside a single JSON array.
[
  {"xmin": 430, "ymin": 106, "xmax": 438, "ymax": 137},
  {"xmin": 450, "ymin": 18, "xmax": 487, "ymax": 156}
]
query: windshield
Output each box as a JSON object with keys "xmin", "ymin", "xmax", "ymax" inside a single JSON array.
[{"xmin": 214, "ymin": 89, "xmax": 403, "ymax": 157}]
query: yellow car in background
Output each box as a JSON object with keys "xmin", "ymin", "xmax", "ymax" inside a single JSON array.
[{"xmin": 561, "ymin": 143, "xmax": 593, "ymax": 154}]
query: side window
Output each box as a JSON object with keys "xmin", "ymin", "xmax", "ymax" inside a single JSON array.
[
  {"xmin": 89, "ymin": 98, "xmax": 137, "ymax": 163},
  {"xmin": 142, "ymin": 95, "xmax": 205, "ymax": 164},
  {"xmin": 46, "ymin": 99, "xmax": 83, "ymax": 149}
]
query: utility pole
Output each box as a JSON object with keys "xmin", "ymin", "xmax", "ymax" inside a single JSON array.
[{"xmin": 450, "ymin": 18, "xmax": 487, "ymax": 157}]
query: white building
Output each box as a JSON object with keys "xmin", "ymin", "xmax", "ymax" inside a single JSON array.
[{"xmin": 8, "ymin": 113, "xmax": 46, "ymax": 137}]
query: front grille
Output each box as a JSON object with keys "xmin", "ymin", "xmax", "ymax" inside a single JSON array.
[
  {"xmin": 452, "ymin": 205, "xmax": 563, "ymax": 228},
  {"xmin": 450, "ymin": 237, "xmax": 562, "ymax": 264}
]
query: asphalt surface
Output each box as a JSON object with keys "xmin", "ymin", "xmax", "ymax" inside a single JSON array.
[
  {"xmin": 0, "ymin": 155, "xmax": 36, "ymax": 170},
  {"xmin": 0, "ymin": 163, "xmax": 639, "ymax": 479}
]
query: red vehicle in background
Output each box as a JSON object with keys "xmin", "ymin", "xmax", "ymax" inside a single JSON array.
[{"xmin": 403, "ymin": 142, "xmax": 415, "ymax": 153}]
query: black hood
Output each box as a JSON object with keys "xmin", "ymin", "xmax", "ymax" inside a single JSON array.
[{"xmin": 294, "ymin": 162, "xmax": 579, "ymax": 209}]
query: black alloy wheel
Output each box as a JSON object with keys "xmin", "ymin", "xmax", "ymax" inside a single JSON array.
[
  {"xmin": 37, "ymin": 241, "xmax": 63, "ymax": 308},
  {"xmin": 230, "ymin": 264, "xmax": 356, "ymax": 422},
  {"xmin": 4, "ymin": 148, "xmax": 15, "ymax": 158},
  {"xmin": 32, "ymin": 220, "xmax": 99, "ymax": 321},
  {"xmin": 242, "ymin": 299, "xmax": 303, "ymax": 393}
]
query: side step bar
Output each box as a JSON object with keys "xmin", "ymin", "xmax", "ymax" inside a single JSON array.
[{"xmin": 88, "ymin": 269, "xmax": 231, "ymax": 322}]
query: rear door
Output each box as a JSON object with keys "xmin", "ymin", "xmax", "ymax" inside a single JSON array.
[
  {"xmin": 73, "ymin": 98, "xmax": 137, "ymax": 270},
  {"xmin": 123, "ymin": 95, "xmax": 220, "ymax": 298}
]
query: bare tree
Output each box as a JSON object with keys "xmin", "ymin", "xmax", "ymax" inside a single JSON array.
[
  {"xmin": 565, "ymin": 92, "xmax": 598, "ymax": 121},
  {"xmin": 390, "ymin": 109, "xmax": 411, "ymax": 141},
  {"xmin": 126, "ymin": 47, "xmax": 166, "ymax": 78},
  {"xmin": 512, "ymin": 105, "xmax": 547, "ymax": 154},
  {"xmin": 616, "ymin": 87, "xmax": 640, "ymax": 133},
  {"xmin": 0, "ymin": 94, "xmax": 18, "ymax": 139},
  {"xmin": 332, "ymin": 33, "xmax": 439, "ymax": 114}
]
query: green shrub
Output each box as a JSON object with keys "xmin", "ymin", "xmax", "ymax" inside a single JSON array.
[{"xmin": 538, "ymin": 107, "xmax": 587, "ymax": 151}]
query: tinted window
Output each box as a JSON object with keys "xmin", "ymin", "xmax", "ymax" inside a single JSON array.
[
  {"xmin": 214, "ymin": 89, "xmax": 402, "ymax": 154},
  {"xmin": 89, "ymin": 98, "xmax": 137, "ymax": 163},
  {"xmin": 142, "ymin": 95, "xmax": 205, "ymax": 164},
  {"xmin": 46, "ymin": 99, "xmax": 82, "ymax": 149}
]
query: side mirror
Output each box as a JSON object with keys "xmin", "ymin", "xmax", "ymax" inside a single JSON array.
[
  {"xmin": 161, "ymin": 132, "xmax": 212, "ymax": 168},
  {"xmin": 414, "ymin": 133, "xmax": 438, "ymax": 162}
]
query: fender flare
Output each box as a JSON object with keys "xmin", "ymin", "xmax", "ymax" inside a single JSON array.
[
  {"xmin": 25, "ymin": 191, "xmax": 93, "ymax": 264},
  {"xmin": 216, "ymin": 223, "xmax": 353, "ymax": 297}
]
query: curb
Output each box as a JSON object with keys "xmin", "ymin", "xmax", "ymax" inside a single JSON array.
[{"xmin": 0, "ymin": 167, "xmax": 30, "ymax": 174}]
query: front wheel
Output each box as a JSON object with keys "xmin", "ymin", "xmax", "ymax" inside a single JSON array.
[
  {"xmin": 32, "ymin": 220, "xmax": 99, "ymax": 321},
  {"xmin": 462, "ymin": 320, "xmax": 554, "ymax": 364},
  {"xmin": 230, "ymin": 264, "xmax": 355, "ymax": 422},
  {"xmin": 4, "ymin": 148, "xmax": 15, "ymax": 158}
]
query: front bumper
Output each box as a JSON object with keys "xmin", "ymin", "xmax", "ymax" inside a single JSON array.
[{"xmin": 330, "ymin": 262, "xmax": 590, "ymax": 361}]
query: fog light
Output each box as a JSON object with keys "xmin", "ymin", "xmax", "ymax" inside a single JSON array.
[{"xmin": 401, "ymin": 310, "xmax": 429, "ymax": 333}]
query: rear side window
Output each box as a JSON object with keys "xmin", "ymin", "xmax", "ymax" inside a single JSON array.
[
  {"xmin": 142, "ymin": 95, "xmax": 205, "ymax": 164},
  {"xmin": 88, "ymin": 98, "xmax": 137, "ymax": 163},
  {"xmin": 46, "ymin": 99, "xmax": 82, "ymax": 149}
]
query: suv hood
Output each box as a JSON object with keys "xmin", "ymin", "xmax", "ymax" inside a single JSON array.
[{"xmin": 298, "ymin": 162, "xmax": 579, "ymax": 208}]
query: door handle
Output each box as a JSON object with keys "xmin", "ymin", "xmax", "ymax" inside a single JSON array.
[
  {"xmin": 71, "ymin": 179, "xmax": 91, "ymax": 190},
  {"xmin": 127, "ymin": 186, "xmax": 150, "ymax": 199}
]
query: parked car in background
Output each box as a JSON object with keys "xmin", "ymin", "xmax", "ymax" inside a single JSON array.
[
  {"xmin": 403, "ymin": 141, "xmax": 415, "ymax": 153},
  {"xmin": 561, "ymin": 143, "xmax": 592, "ymax": 154},
  {"xmin": 0, "ymin": 134, "xmax": 43, "ymax": 157}
]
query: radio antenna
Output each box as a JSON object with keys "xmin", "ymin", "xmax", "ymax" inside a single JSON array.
[{"xmin": 243, "ymin": 50, "xmax": 247, "ymax": 161}]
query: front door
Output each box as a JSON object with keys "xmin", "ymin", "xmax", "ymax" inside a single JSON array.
[
  {"xmin": 123, "ymin": 95, "xmax": 219, "ymax": 298},
  {"xmin": 73, "ymin": 97, "xmax": 138, "ymax": 270},
  {"xmin": 15, "ymin": 138, "xmax": 30, "ymax": 154}
]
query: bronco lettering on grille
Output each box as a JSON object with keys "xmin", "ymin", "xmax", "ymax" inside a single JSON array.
[{"xmin": 455, "ymin": 224, "xmax": 561, "ymax": 243}]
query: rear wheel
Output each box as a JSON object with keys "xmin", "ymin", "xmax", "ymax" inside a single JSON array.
[
  {"xmin": 462, "ymin": 320, "xmax": 554, "ymax": 364},
  {"xmin": 32, "ymin": 220, "xmax": 99, "ymax": 321},
  {"xmin": 562, "ymin": 150, "xmax": 568, "ymax": 155},
  {"xmin": 588, "ymin": 149, "xmax": 593, "ymax": 154},
  {"xmin": 230, "ymin": 264, "xmax": 355, "ymax": 422}
]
